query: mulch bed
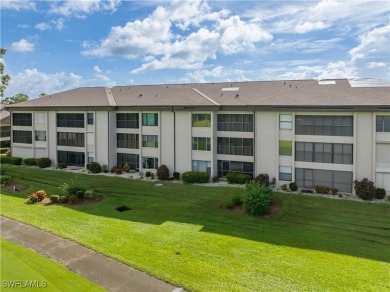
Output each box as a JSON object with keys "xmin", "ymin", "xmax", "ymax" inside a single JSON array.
[
  {"xmin": 39, "ymin": 195, "xmax": 103, "ymax": 206},
  {"xmin": 221, "ymin": 197, "xmax": 282, "ymax": 215},
  {"xmin": 2, "ymin": 183, "xmax": 29, "ymax": 192}
]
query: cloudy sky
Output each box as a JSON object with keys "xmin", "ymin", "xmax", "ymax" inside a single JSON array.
[{"xmin": 1, "ymin": 0, "xmax": 389, "ymax": 99}]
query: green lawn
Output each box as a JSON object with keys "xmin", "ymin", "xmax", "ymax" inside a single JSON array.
[
  {"xmin": 0, "ymin": 238, "xmax": 104, "ymax": 291},
  {"xmin": 1, "ymin": 165, "xmax": 389, "ymax": 291}
]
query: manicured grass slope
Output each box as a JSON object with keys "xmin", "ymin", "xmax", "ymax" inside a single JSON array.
[
  {"xmin": 1, "ymin": 166, "xmax": 389, "ymax": 291},
  {"xmin": 0, "ymin": 238, "xmax": 104, "ymax": 291}
]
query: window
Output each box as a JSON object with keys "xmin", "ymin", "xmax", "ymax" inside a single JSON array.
[
  {"xmin": 142, "ymin": 156, "xmax": 158, "ymax": 169},
  {"xmin": 117, "ymin": 133, "xmax": 139, "ymax": 149},
  {"xmin": 57, "ymin": 132, "xmax": 85, "ymax": 147},
  {"xmin": 12, "ymin": 113, "xmax": 32, "ymax": 126},
  {"xmin": 35, "ymin": 131, "xmax": 46, "ymax": 141},
  {"xmin": 279, "ymin": 166, "xmax": 292, "ymax": 181},
  {"xmin": 376, "ymin": 116, "xmax": 390, "ymax": 132},
  {"xmin": 142, "ymin": 113, "xmax": 158, "ymax": 126},
  {"xmin": 87, "ymin": 152, "xmax": 95, "ymax": 163},
  {"xmin": 58, "ymin": 151, "xmax": 85, "ymax": 167},
  {"xmin": 142, "ymin": 135, "xmax": 158, "ymax": 148},
  {"xmin": 34, "ymin": 112, "xmax": 46, "ymax": 124},
  {"xmin": 217, "ymin": 160, "xmax": 253, "ymax": 177},
  {"xmin": 192, "ymin": 114, "xmax": 211, "ymax": 127},
  {"xmin": 87, "ymin": 113, "xmax": 94, "ymax": 125},
  {"xmin": 13, "ymin": 130, "xmax": 32, "ymax": 144},
  {"xmin": 116, "ymin": 113, "xmax": 139, "ymax": 128},
  {"xmin": 117, "ymin": 153, "xmax": 139, "ymax": 170},
  {"xmin": 217, "ymin": 114, "xmax": 253, "ymax": 132},
  {"xmin": 279, "ymin": 114, "xmax": 292, "ymax": 130},
  {"xmin": 295, "ymin": 168, "xmax": 353, "ymax": 192},
  {"xmin": 192, "ymin": 137, "xmax": 211, "ymax": 151},
  {"xmin": 192, "ymin": 160, "xmax": 211, "ymax": 173},
  {"xmin": 57, "ymin": 113, "xmax": 84, "ymax": 128},
  {"xmin": 279, "ymin": 140, "xmax": 292, "ymax": 156},
  {"xmin": 217, "ymin": 137, "xmax": 253, "ymax": 156},
  {"xmin": 0, "ymin": 126, "xmax": 10, "ymax": 138},
  {"xmin": 295, "ymin": 115, "xmax": 353, "ymax": 136},
  {"xmin": 295, "ymin": 142, "xmax": 353, "ymax": 165}
]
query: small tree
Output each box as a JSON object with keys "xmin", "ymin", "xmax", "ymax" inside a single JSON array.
[
  {"xmin": 243, "ymin": 181, "xmax": 273, "ymax": 216},
  {"xmin": 156, "ymin": 164, "xmax": 170, "ymax": 180}
]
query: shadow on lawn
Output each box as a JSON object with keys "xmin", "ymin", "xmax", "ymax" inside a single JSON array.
[{"xmin": 2, "ymin": 169, "xmax": 390, "ymax": 263}]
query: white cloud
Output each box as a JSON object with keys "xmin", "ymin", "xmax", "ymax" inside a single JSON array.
[
  {"xmin": 315, "ymin": 61, "xmax": 357, "ymax": 80},
  {"xmin": 367, "ymin": 62, "xmax": 386, "ymax": 68},
  {"xmin": 35, "ymin": 19, "xmax": 65, "ymax": 31},
  {"xmin": 185, "ymin": 66, "xmax": 224, "ymax": 83},
  {"xmin": 84, "ymin": 0, "xmax": 272, "ymax": 73},
  {"xmin": 49, "ymin": 0, "xmax": 120, "ymax": 18},
  {"xmin": 93, "ymin": 66, "xmax": 116, "ymax": 86},
  {"xmin": 294, "ymin": 21, "xmax": 328, "ymax": 34},
  {"xmin": 10, "ymin": 39, "xmax": 35, "ymax": 52},
  {"xmin": 349, "ymin": 24, "xmax": 390, "ymax": 61},
  {"xmin": 0, "ymin": 0, "xmax": 36, "ymax": 11},
  {"xmin": 5, "ymin": 69, "xmax": 83, "ymax": 98}
]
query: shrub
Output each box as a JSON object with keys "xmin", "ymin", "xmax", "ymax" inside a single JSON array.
[
  {"xmin": 110, "ymin": 167, "xmax": 123, "ymax": 174},
  {"xmin": 23, "ymin": 158, "xmax": 37, "ymax": 166},
  {"xmin": 270, "ymin": 177, "xmax": 277, "ymax": 188},
  {"xmin": 181, "ymin": 172, "xmax": 210, "ymax": 184},
  {"xmin": 212, "ymin": 175, "xmax": 219, "ymax": 183},
  {"xmin": 69, "ymin": 195, "xmax": 78, "ymax": 204},
  {"xmin": 89, "ymin": 162, "xmax": 102, "ymax": 173},
  {"xmin": 281, "ymin": 184, "xmax": 288, "ymax": 191},
  {"xmin": 354, "ymin": 178, "xmax": 376, "ymax": 201},
  {"xmin": 226, "ymin": 173, "xmax": 251, "ymax": 184},
  {"xmin": 289, "ymin": 182, "xmax": 298, "ymax": 192},
  {"xmin": 75, "ymin": 190, "xmax": 85, "ymax": 200},
  {"xmin": 37, "ymin": 157, "xmax": 51, "ymax": 168},
  {"xmin": 156, "ymin": 164, "xmax": 170, "ymax": 180},
  {"xmin": 231, "ymin": 194, "xmax": 242, "ymax": 205},
  {"xmin": 243, "ymin": 181, "xmax": 273, "ymax": 216},
  {"xmin": 0, "ymin": 168, "xmax": 5, "ymax": 175},
  {"xmin": 49, "ymin": 195, "xmax": 60, "ymax": 203},
  {"xmin": 375, "ymin": 188, "xmax": 386, "ymax": 200},
  {"xmin": 224, "ymin": 200, "xmax": 235, "ymax": 209},
  {"xmin": 0, "ymin": 156, "xmax": 22, "ymax": 165},
  {"xmin": 59, "ymin": 196, "xmax": 68, "ymax": 204},
  {"xmin": 331, "ymin": 188, "xmax": 338, "ymax": 195},
  {"xmin": 57, "ymin": 163, "xmax": 67, "ymax": 169},
  {"xmin": 145, "ymin": 171, "xmax": 152, "ymax": 177},
  {"xmin": 0, "ymin": 147, "xmax": 10, "ymax": 154},
  {"xmin": 84, "ymin": 190, "xmax": 96, "ymax": 199},
  {"xmin": 150, "ymin": 173, "xmax": 155, "ymax": 179},
  {"xmin": 315, "ymin": 185, "xmax": 331, "ymax": 194},
  {"xmin": 173, "ymin": 172, "xmax": 180, "ymax": 180},
  {"xmin": 59, "ymin": 182, "xmax": 86, "ymax": 197},
  {"xmin": 254, "ymin": 173, "xmax": 270, "ymax": 186},
  {"xmin": 28, "ymin": 190, "xmax": 46, "ymax": 203},
  {"xmin": 102, "ymin": 164, "xmax": 108, "ymax": 173},
  {"xmin": 0, "ymin": 175, "xmax": 11, "ymax": 185},
  {"xmin": 123, "ymin": 163, "xmax": 130, "ymax": 173}
]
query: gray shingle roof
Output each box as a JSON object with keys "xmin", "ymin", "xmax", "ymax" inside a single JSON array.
[{"xmin": 5, "ymin": 79, "xmax": 390, "ymax": 109}]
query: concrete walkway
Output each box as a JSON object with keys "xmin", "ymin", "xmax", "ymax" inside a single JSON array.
[{"xmin": 1, "ymin": 216, "xmax": 183, "ymax": 292}]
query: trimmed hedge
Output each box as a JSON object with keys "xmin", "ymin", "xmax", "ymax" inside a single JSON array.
[
  {"xmin": 23, "ymin": 158, "xmax": 37, "ymax": 166},
  {"xmin": 37, "ymin": 157, "xmax": 51, "ymax": 168},
  {"xmin": 0, "ymin": 156, "xmax": 22, "ymax": 165},
  {"xmin": 226, "ymin": 173, "xmax": 251, "ymax": 184},
  {"xmin": 181, "ymin": 172, "xmax": 210, "ymax": 184},
  {"xmin": 0, "ymin": 147, "xmax": 10, "ymax": 154},
  {"xmin": 156, "ymin": 164, "xmax": 170, "ymax": 180},
  {"xmin": 89, "ymin": 162, "xmax": 102, "ymax": 173},
  {"xmin": 375, "ymin": 188, "xmax": 386, "ymax": 200}
]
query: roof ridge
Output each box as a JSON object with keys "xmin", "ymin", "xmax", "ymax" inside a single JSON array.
[
  {"xmin": 105, "ymin": 88, "xmax": 117, "ymax": 106},
  {"xmin": 192, "ymin": 88, "xmax": 220, "ymax": 106}
]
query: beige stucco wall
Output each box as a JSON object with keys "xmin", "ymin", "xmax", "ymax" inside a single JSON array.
[
  {"xmin": 160, "ymin": 111, "xmax": 175, "ymax": 172},
  {"xmin": 175, "ymin": 111, "xmax": 191, "ymax": 173},
  {"xmin": 355, "ymin": 112, "xmax": 374, "ymax": 180}
]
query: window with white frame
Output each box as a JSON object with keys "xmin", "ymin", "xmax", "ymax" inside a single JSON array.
[
  {"xmin": 87, "ymin": 152, "xmax": 95, "ymax": 163},
  {"xmin": 35, "ymin": 130, "xmax": 46, "ymax": 141},
  {"xmin": 279, "ymin": 166, "xmax": 292, "ymax": 181},
  {"xmin": 192, "ymin": 160, "xmax": 211, "ymax": 173},
  {"xmin": 142, "ymin": 156, "xmax": 158, "ymax": 169},
  {"xmin": 279, "ymin": 114, "xmax": 292, "ymax": 130}
]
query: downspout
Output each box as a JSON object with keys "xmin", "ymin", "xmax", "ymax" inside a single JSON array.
[
  {"xmin": 253, "ymin": 106, "xmax": 256, "ymax": 177},
  {"xmin": 172, "ymin": 106, "xmax": 176, "ymax": 172}
]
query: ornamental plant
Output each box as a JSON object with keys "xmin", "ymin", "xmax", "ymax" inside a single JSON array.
[
  {"xmin": 156, "ymin": 164, "xmax": 170, "ymax": 180},
  {"xmin": 243, "ymin": 181, "xmax": 273, "ymax": 216},
  {"xmin": 354, "ymin": 178, "xmax": 376, "ymax": 201}
]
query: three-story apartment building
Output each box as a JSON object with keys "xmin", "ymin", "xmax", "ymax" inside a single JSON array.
[{"xmin": 5, "ymin": 79, "xmax": 390, "ymax": 193}]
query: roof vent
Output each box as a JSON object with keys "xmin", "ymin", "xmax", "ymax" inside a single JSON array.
[
  {"xmin": 221, "ymin": 87, "xmax": 239, "ymax": 92},
  {"xmin": 318, "ymin": 80, "xmax": 336, "ymax": 85}
]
